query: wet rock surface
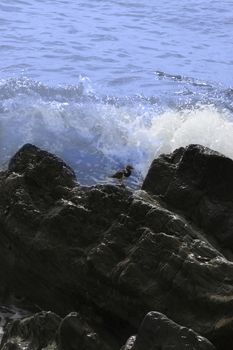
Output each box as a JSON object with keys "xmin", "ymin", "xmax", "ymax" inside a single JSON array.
[
  {"xmin": 1, "ymin": 143, "xmax": 233, "ymax": 349},
  {"xmin": 142, "ymin": 144, "xmax": 233, "ymax": 257},
  {"xmin": 122, "ymin": 311, "xmax": 215, "ymax": 350},
  {"xmin": 1, "ymin": 311, "xmax": 61, "ymax": 350},
  {"xmin": 0, "ymin": 311, "xmax": 110, "ymax": 350}
]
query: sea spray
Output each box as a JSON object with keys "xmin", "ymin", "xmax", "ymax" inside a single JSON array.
[
  {"xmin": 0, "ymin": 78, "xmax": 232, "ymax": 187},
  {"xmin": 143, "ymin": 105, "xmax": 233, "ymax": 173}
]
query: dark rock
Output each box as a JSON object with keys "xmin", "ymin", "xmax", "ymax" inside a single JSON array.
[
  {"xmin": 8, "ymin": 143, "xmax": 76, "ymax": 189},
  {"xmin": 142, "ymin": 146, "xmax": 184, "ymax": 196},
  {"xmin": 1, "ymin": 342, "xmax": 21, "ymax": 350},
  {"xmin": 123, "ymin": 312, "xmax": 215, "ymax": 350},
  {"xmin": 0, "ymin": 311, "xmax": 110, "ymax": 350},
  {"xmin": 58, "ymin": 312, "xmax": 110, "ymax": 350},
  {"xmin": 0, "ymin": 144, "xmax": 233, "ymax": 349},
  {"xmin": 142, "ymin": 144, "xmax": 233, "ymax": 253},
  {"xmin": 0, "ymin": 311, "xmax": 61, "ymax": 350}
]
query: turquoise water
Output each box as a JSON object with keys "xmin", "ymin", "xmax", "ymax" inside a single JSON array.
[{"xmin": 0, "ymin": 0, "xmax": 232, "ymax": 186}]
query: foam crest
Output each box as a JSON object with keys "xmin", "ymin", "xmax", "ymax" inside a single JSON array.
[
  {"xmin": 149, "ymin": 105, "xmax": 233, "ymax": 161},
  {"xmin": 0, "ymin": 81, "xmax": 232, "ymax": 187},
  {"xmin": 89, "ymin": 104, "xmax": 233, "ymax": 178}
]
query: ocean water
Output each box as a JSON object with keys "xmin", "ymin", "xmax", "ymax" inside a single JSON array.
[{"xmin": 0, "ymin": 0, "xmax": 233, "ymax": 187}]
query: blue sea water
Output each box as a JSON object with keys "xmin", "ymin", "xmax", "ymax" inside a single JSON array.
[{"xmin": 0, "ymin": 0, "xmax": 233, "ymax": 188}]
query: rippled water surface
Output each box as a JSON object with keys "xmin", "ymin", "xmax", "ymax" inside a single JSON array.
[
  {"xmin": 0, "ymin": 0, "xmax": 233, "ymax": 187},
  {"xmin": 1, "ymin": 0, "xmax": 233, "ymax": 90}
]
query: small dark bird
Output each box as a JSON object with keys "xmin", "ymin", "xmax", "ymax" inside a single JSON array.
[{"xmin": 111, "ymin": 165, "xmax": 134, "ymax": 184}]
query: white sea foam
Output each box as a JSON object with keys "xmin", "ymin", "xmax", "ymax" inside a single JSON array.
[
  {"xmin": 92, "ymin": 103, "xmax": 233, "ymax": 178},
  {"xmin": 0, "ymin": 82, "xmax": 232, "ymax": 186},
  {"xmin": 140, "ymin": 105, "xmax": 233, "ymax": 174}
]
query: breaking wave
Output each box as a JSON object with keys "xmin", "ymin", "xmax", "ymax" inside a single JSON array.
[{"xmin": 0, "ymin": 77, "xmax": 233, "ymax": 187}]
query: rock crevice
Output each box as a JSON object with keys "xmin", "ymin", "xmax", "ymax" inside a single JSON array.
[{"xmin": 1, "ymin": 143, "xmax": 233, "ymax": 350}]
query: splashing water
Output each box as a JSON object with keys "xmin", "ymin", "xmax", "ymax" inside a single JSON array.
[
  {"xmin": 145, "ymin": 105, "xmax": 233, "ymax": 168},
  {"xmin": 0, "ymin": 78, "xmax": 233, "ymax": 187}
]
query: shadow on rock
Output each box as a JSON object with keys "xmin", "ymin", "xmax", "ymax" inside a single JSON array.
[{"xmin": 0, "ymin": 143, "xmax": 233, "ymax": 349}]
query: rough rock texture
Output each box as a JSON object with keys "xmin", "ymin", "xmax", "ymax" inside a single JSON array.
[
  {"xmin": 1, "ymin": 143, "xmax": 233, "ymax": 349},
  {"xmin": 1, "ymin": 311, "xmax": 61, "ymax": 350},
  {"xmin": 142, "ymin": 144, "xmax": 233, "ymax": 257},
  {"xmin": 0, "ymin": 311, "xmax": 110, "ymax": 350},
  {"xmin": 58, "ymin": 312, "xmax": 111, "ymax": 350},
  {"xmin": 122, "ymin": 311, "xmax": 215, "ymax": 350}
]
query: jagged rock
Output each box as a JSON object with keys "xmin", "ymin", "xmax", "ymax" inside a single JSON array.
[
  {"xmin": 0, "ymin": 311, "xmax": 61, "ymax": 350},
  {"xmin": 58, "ymin": 312, "xmax": 110, "ymax": 350},
  {"xmin": 142, "ymin": 144, "xmax": 233, "ymax": 255},
  {"xmin": 8, "ymin": 143, "xmax": 76, "ymax": 189},
  {"xmin": 122, "ymin": 312, "xmax": 216, "ymax": 350},
  {"xmin": 0, "ymin": 311, "xmax": 109, "ymax": 350},
  {"xmin": 1, "ymin": 144, "xmax": 233, "ymax": 349}
]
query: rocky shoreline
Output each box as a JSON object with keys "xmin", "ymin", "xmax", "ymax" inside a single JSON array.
[{"xmin": 1, "ymin": 143, "xmax": 233, "ymax": 350}]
